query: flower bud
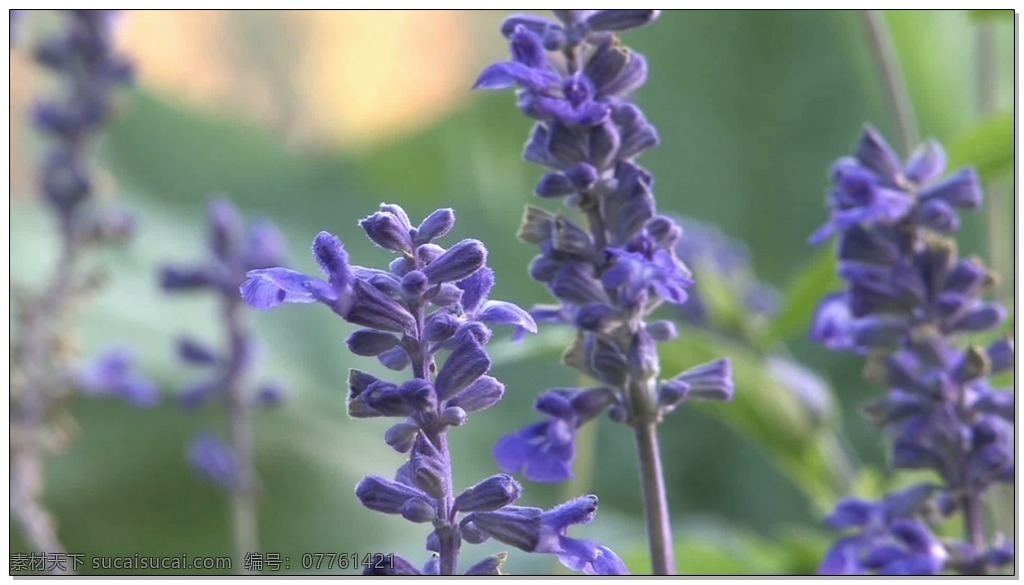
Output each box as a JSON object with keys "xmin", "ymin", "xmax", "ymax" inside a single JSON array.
[
  {"xmin": 377, "ymin": 346, "xmax": 411, "ymax": 371},
  {"xmin": 415, "ymin": 208, "xmax": 456, "ymax": 245},
  {"xmin": 177, "ymin": 337, "xmax": 218, "ymax": 364},
  {"xmin": 517, "ymin": 206, "xmax": 556, "ymax": 245},
  {"xmin": 646, "ymin": 320, "xmax": 678, "ymax": 342},
  {"xmin": 445, "ymin": 376, "xmax": 504, "ymax": 413},
  {"xmin": 440, "ymin": 406, "xmax": 467, "ymax": 427},
  {"xmin": 385, "ymin": 421, "xmax": 419, "ymax": 453},
  {"xmin": 362, "ymin": 380, "xmax": 414, "ymax": 417},
  {"xmin": 435, "ymin": 336, "xmax": 491, "ymax": 400},
  {"xmin": 585, "ymin": 335, "xmax": 628, "ymax": 387},
  {"xmin": 360, "ymin": 211, "xmax": 412, "ymax": 253},
  {"xmin": 411, "ymin": 435, "xmax": 448, "ymax": 499},
  {"xmin": 455, "ymin": 474, "xmax": 523, "ymax": 512},
  {"xmin": 424, "ymin": 312, "xmax": 459, "ymax": 343},
  {"xmin": 160, "ymin": 265, "xmax": 212, "ymax": 291},
  {"xmin": 254, "ymin": 382, "xmax": 285, "ymax": 408},
  {"xmin": 400, "ymin": 379, "xmax": 437, "ymax": 412},
  {"xmin": 189, "ymin": 434, "xmax": 240, "ymax": 490},
  {"xmin": 464, "ymin": 506, "xmax": 543, "ymax": 552},
  {"xmin": 427, "ymin": 283, "xmax": 464, "ymax": 307},
  {"xmin": 949, "ymin": 304, "xmax": 1006, "ymax": 333},
  {"xmin": 347, "ymin": 329, "xmax": 400, "ymax": 357},
  {"xmin": 355, "ymin": 475, "xmax": 429, "ymax": 515},
  {"xmin": 459, "ymin": 520, "xmax": 490, "ymax": 545},
  {"xmin": 535, "ymin": 173, "xmax": 575, "ymax": 198},
  {"xmin": 919, "ymin": 168, "xmax": 982, "ymax": 209},
  {"xmin": 346, "ymin": 280, "xmax": 416, "ymax": 334},
  {"xmin": 422, "ymin": 239, "xmax": 488, "ymax": 284},
  {"xmin": 401, "ymin": 270, "xmax": 429, "ymax": 296},
  {"xmin": 399, "ymin": 498, "xmax": 436, "ymax": 523},
  {"xmin": 986, "ymin": 338, "xmax": 1014, "ymax": 374},
  {"xmin": 208, "ymin": 197, "xmax": 243, "ymax": 260},
  {"xmin": 660, "ymin": 358, "xmax": 734, "ymax": 408}
]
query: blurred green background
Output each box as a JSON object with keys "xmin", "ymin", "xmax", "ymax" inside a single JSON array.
[{"xmin": 9, "ymin": 9, "xmax": 1015, "ymax": 575}]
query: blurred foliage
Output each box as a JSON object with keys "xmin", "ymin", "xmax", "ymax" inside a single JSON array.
[
  {"xmin": 9, "ymin": 9, "xmax": 1014, "ymax": 575},
  {"xmin": 968, "ymin": 9, "xmax": 1015, "ymax": 22},
  {"xmin": 949, "ymin": 111, "xmax": 1014, "ymax": 180},
  {"xmin": 661, "ymin": 331, "xmax": 853, "ymax": 513},
  {"xmin": 760, "ymin": 248, "xmax": 841, "ymax": 349}
]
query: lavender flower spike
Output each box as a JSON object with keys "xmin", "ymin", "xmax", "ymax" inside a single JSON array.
[
  {"xmin": 476, "ymin": 10, "xmax": 735, "ymax": 574},
  {"xmin": 161, "ymin": 197, "xmax": 290, "ymax": 573},
  {"xmin": 11, "ymin": 11, "xmax": 142, "ymax": 573},
  {"xmin": 242, "ymin": 203, "xmax": 627, "ymax": 575},
  {"xmin": 811, "ymin": 127, "xmax": 1013, "ymax": 575}
]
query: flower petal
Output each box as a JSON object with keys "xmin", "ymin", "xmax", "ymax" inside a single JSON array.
[
  {"xmin": 240, "ymin": 268, "xmax": 325, "ymax": 310},
  {"xmin": 479, "ymin": 301, "xmax": 538, "ymax": 333}
]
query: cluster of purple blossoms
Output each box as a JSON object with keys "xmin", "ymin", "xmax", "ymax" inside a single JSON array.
[
  {"xmin": 477, "ymin": 9, "xmax": 735, "ymax": 483},
  {"xmin": 31, "ymin": 10, "xmax": 135, "ymax": 240},
  {"xmin": 11, "ymin": 10, "xmax": 147, "ymax": 569},
  {"xmin": 241, "ymin": 204, "xmax": 628, "ymax": 575},
  {"xmin": 160, "ymin": 198, "xmax": 288, "ymax": 493},
  {"xmin": 41, "ymin": 10, "xmax": 153, "ymax": 407},
  {"xmin": 476, "ymin": 10, "xmax": 736, "ymax": 573},
  {"xmin": 810, "ymin": 127, "xmax": 1014, "ymax": 575}
]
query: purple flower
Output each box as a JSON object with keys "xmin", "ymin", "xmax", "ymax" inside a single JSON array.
[
  {"xmin": 11, "ymin": 11, "xmax": 140, "ymax": 564},
  {"xmin": 604, "ymin": 247, "xmax": 693, "ymax": 307},
  {"xmin": 244, "ymin": 202, "xmax": 621, "ymax": 574},
  {"xmin": 476, "ymin": 12, "xmax": 660, "ymax": 128},
  {"xmin": 28, "ymin": 11, "xmax": 133, "ymax": 229},
  {"xmin": 240, "ymin": 231, "xmax": 350, "ymax": 313},
  {"xmin": 820, "ymin": 520, "xmax": 948, "ymax": 576},
  {"xmin": 658, "ymin": 359, "xmax": 735, "ymax": 412},
  {"xmin": 466, "ymin": 495, "xmax": 630, "ymax": 575},
  {"xmin": 495, "ymin": 388, "xmax": 617, "ymax": 483},
  {"xmin": 810, "ymin": 127, "xmax": 983, "ymax": 246},
  {"xmin": 480, "ymin": 13, "xmax": 733, "ymax": 574},
  {"xmin": 813, "ymin": 128, "xmax": 1013, "ymax": 574},
  {"xmin": 162, "ymin": 196, "xmax": 291, "ymax": 526},
  {"xmin": 188, "ymin": 433, "xmax": 240, "ymax": 491},
  {"xmin": 494, "ymin": 420, "xmax": 575, "ymax": 483},
  {"xmin": 75, "ymin": 347, "xmax": 160, "ymax": 408}
]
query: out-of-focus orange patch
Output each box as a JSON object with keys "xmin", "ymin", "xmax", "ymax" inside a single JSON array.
[
  {"xmin": 10, "ymin": 53, "xmax": 33, "ymax": 197},
  {"xmin": 119, "ymin": 10, "xmax": 474, "ymax": 151},
  {"xmin": 122, "ymin": 11, "xmax": 234, "ymax": 107}
]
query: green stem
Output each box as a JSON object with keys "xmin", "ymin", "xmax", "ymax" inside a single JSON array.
[
  {"xmin": 633, "ymin": 421, "xmax": 676, "ymax": 575},
  {"xmin": 860, "ymin": 10, "xmax": 919, "ymax": 154}
]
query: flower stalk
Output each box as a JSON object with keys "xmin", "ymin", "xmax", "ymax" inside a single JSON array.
[
  {"xmin": 242, "ymin": 204, "xmax": 630, "ymax": 575},
  {"xmin": 161, "ymin": 198, "xmax": 291, "ymax": 573},
  {"xmin": 811, "ymin": 127, "xmax": 1013, "ymax": 575},
  {"xmin": 11, "ymin": 12, "xmax": 144, "ymax": 572},
  {"xmin": 475, "ymin": 10, "xmax": 736, "ymax": 574}
]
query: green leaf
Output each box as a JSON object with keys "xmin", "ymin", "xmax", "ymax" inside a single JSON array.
[
  {"xmin": 968, "ymin": 9, "xmax": 1015, "ymax": 22},
  {"xmin": 949, "ymin": 112, "xmax": 1014, "ymax": 180},
  {"xmin": 661, "ymin": 331, "xmax": 854, "ymax": 510},
  {"xmin": 689, "ymin": 259, "xmax": 763, "ymax": 340},
  {"xmin": 759, "ymin": 247, "xmax": 840, "ymax": 348}
]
